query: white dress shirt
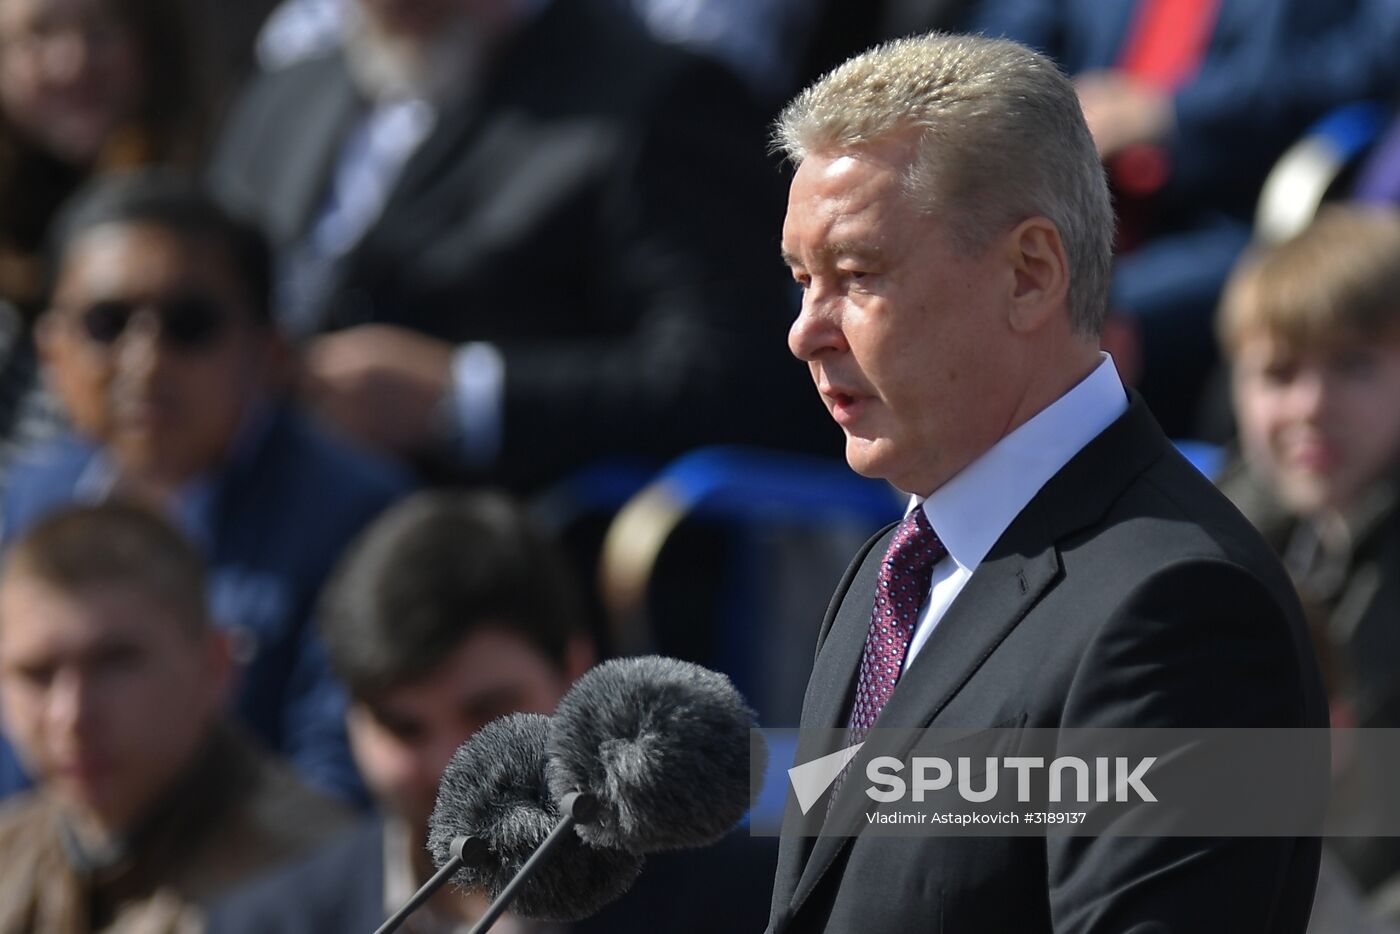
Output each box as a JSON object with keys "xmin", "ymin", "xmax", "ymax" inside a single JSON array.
[{"xmin": 902, "ymin": 354, "xmax": 1129, "ymax": 671}]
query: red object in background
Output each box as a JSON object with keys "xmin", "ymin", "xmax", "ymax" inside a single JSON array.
[
  {"xmin": 1120, "ymin": 0, "xmax": 1222, "ymax": 89},
  {"xmin": 1111, "ymin": 0, "xmax": 1223, "ymax": 251}
]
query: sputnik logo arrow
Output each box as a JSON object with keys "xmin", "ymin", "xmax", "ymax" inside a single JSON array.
[{"xmin": 788, "ymin": 742, "xmax": 865, "ymax": 815}]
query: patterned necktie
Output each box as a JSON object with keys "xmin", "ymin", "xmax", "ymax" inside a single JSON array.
[{"xmin": 847, "ymin": 507, "xmax": 946, "ymax": 741}]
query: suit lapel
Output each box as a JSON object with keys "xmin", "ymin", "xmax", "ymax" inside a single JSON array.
[
  {"xmin": 769, "ymin": 522, "xmax": 894, "ymax": 921},
  {"xmin": 802, "ymin": 525, "xmax": 894, "ymax": 733},
  {"xmin": 373, "ymin": 0, "xmax": 571, "ymax": 227},
  {"xmin": 789, "ymin": 504, "xmax": 1061, "ymax": 917},
  {"xmin": 268, "ymin": 60, "xmax": 361, "ymax": 242},
  {"xmin": 877, "ymin": 504, "xmax": 1060, "ymax": 732},
  {"xmin": 781, "ymin": 394, "xmax": 1170, "ymax": 923}
]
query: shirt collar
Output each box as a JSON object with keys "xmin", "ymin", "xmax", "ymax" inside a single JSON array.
[
  {"xmin": 381, "ymin": 816, "xmax": 420, "ymax": 920},
  {"xmin": 910, "ymin": 354, "xmax": 1128, "ymax": 573}
]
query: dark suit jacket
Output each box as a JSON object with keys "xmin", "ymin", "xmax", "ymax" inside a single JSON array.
[
  {"xmin": 767, "ymin": 395, "xmax": 1327, "ymax": 933},
  {"xmin": 211, "ymin": 0, "xmax": 831, "ymax": 489},
  {"xmin": 206, "ymin": 819, "xmax": 778, "ymax": 933}
]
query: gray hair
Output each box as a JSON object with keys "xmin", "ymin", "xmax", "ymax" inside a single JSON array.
[{"xmin": 775, "ymin": 32, "xmax": 1114, "ymax": 336}]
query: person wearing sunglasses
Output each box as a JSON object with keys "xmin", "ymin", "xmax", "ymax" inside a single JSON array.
[{"xmin": 0, "ymin": 169, "xmax": 412, "ymax": 808}]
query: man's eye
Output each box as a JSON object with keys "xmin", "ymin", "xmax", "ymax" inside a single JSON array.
[
  {"xmin": 371, "ymin": 709, "xmax": 426, "ymax": 742},
  {"xmin": 1332, "ymin": 350, "xmax": 1377, "ymax": 380},
  {"xmin": 10, "ymin": 663, "xmax": 55, "ymax": 689},
  {"xmin": 93, "ymin": 643, "xmax": 143, "ymax": 675},
  {"xmin": 386, "ymin": 719, "xmax": 425, "ymax": 742}
]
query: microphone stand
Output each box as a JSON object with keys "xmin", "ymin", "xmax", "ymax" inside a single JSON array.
[
  {"xmin": 375, "ymin": 836, "xmax": 488, "ymax": 934},
  {"xmin": 467, "ymin": 792, "xmax": 600, "ymax": 934},
  {"xmin": 373, "ymin": 792, "xmax": 600, "ymax": 934}
]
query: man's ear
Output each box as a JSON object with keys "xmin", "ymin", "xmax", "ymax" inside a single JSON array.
[
  {"xmin": 1005, "ymin": 216, "xmax": 1070, "ymax": 334},
  {"xmin": 201, "ymin": 626, "xmax": 237, "ymax": 710}
]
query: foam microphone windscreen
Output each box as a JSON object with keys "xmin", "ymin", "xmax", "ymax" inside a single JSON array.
[
  {"xmin": 545, "ymin": 656, "xmax": 765, "ymax": 853},
  {"xmin": 427, "ymin": 712, "xmax": 643, "ymax": 921}
]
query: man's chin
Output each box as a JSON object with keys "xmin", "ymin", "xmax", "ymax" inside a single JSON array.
[
  {"xmin": 1276, "ymin": 478, "xmax": 1342, "ymax": 518},
  {"xmin": 843, "ymin": 437, "xmax": 933, "ymax": 495},
  {"xmin": 113, "ymin": 431, "xmax": 215, "ymax": 476},
  {"xmin": 56, "ymin": 784, "xmax": 134, "ymax": 842},
  {"xmin": 843, "ymin": 436, "xmax": 894, "ymax": 481},
  {"xmin": 112, "ymin": 442, "xmax": 171, "ymax": 477}
]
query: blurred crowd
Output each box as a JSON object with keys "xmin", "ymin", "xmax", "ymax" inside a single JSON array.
[{"xmin": 0, "ymin": 0, "xmax": 1397, "ymax": 930}]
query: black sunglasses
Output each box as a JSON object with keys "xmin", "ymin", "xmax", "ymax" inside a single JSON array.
[{"xmin": 73, "ymin": 295, "xmax": 232, "ymax": 352}]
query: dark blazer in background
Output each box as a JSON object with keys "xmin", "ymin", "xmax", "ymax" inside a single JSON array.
[
  {"xmin": 767, "ymin": 395, "xmax": 1328, "ymax": 933},
  {"xmin": 211, "ymin": 0, "xmax": 832, "ymax": 490},
  {"xmin": 1220, "ymin": 457, "xmax": 1400, "ymax": 894}
]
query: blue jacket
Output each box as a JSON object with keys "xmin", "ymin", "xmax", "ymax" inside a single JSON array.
[{"xmin": 0, "ymin": 404, "xmax": 412, "ymax": 802}]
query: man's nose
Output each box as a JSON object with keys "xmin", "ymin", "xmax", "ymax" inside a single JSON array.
[
  {"xmin": 114, "ymin": 311, "xmax": 165, "ymax": 379},
  {"xmin": 1289, "ymin": 369, "xmax": 1331, "ymax": 421},
  {"xmin": 44, "ymin": 31, "xmax": 93, "ymax": 85},
  {"xmin": 787, "ymin": 288, "xmax": 847, "ymax": 362},
  {"xmin": 48, "ymin": 668, "xmax": 97, "ymax": 736}
]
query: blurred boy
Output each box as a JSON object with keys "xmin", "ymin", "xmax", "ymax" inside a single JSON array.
[
  {"xmin": 1218, "ymin": 204, "xmax": 1400, "ymax": 893},
  {"xmin": 0, "ymin": 502, "xmax": 349, "ymax": 932}
]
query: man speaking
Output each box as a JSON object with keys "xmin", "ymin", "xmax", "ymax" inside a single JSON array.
[{"xmin": 769, "ymin": 33, "xmax": 1326, "ymax": 933}]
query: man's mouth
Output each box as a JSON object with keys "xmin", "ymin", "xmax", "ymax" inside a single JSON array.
[
  {"xmin": 819, "ymin": 384, "xmax": 869, "ymax": 426},
  {"xmin": 1287, "ymin": 441, "xmax": 1340, "ymax": 474},
  {"xmin": 113, "ymin": 392, "xmax": 177, "ymax": 429}
]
